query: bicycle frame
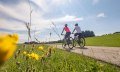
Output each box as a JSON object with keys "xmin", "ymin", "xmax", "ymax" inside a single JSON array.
[
  {"xmin": 61, "ymin": 34, "xmax": 74, "ymax": 49},
  {"xmin": 72, "ymin": 33, "xmax": 85, "ymax": 48}
]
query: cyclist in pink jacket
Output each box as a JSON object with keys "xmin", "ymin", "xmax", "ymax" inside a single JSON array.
[{"xmin": 61, "ymin": 24, "xmax": 71, "ymax": 40}]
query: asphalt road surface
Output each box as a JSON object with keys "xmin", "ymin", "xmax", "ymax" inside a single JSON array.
[{"xmin": 48, "ymin": 44, "xmax": 120, "ymax": 66}]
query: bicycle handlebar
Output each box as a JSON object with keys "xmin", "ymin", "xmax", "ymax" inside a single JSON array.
[
  {"xmin": 61, "ymin": 33, "xmax": 75, "ymax": 35},
  {"xmin": 61, "ymin": 34, "xmax": 65, "ymax": 35}
]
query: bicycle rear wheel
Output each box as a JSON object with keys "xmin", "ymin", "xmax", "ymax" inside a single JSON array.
[
  {"xmin": 73, "ymin": 39, "xmax": 77, "ymax": 47},
  {"xmin": 67, "ymin": 37, "xmax": 74, "ymax": 49},
  {"xmin": 78, "ymin": 37, "xmax": 85, "ymax": 48}
]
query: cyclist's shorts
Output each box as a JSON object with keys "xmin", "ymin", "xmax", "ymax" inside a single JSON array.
[
  {"xmin": 65, "ymin": 32, "xmax": 71, "ymax": 39},
  {"xmin": 74, "ymin": 33, "xmax": 83, "ymax": 37}
]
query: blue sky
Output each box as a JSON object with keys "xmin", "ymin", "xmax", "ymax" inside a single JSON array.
[{"xmin": 0, "ymin": 0, "xmax": 120, "ymax": 43}]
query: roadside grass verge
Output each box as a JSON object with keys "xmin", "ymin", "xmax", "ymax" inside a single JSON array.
[
  {"xmin": 0, "ymin": 44, "xmax": 120, "ymax": 72},
  {"xmin": 85, "ymin": 33, "xmax": 120, "ymax": 47}
]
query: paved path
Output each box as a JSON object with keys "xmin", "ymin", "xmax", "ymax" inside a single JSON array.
[{"xmin": 49, "ymin": 44, "xmax": 120, "ymax": 66}]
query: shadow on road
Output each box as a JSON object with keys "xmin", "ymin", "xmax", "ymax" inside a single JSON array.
[
  {"xmin": 75, "ymin": 47, "xmax": 88, "ymax": 49},
  {"xmin": 64, "ymin": 47, "xmax": 88, "ymax": 52}
]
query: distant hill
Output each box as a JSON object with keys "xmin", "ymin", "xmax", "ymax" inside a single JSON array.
[{"xmin": 85, "ymin": 33, "xmax": 120, "ymax": 47}]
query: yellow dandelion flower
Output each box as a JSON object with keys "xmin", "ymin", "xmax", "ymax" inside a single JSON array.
[
  {"xmin": 30, "ymin": 53, "xmax": 39, "ymax": 60},
  {"xmin": 38, "ymin": 46, "xmax": 44, "ymax": 51},
  {"xmin": 0, "ymin": 33, "xmax": 19, "ymax": 63},
  {"xmin": 30, "ymin": 53, "xmax": 35, "ymax": 57},
  {"xmin": 34, "ymin": 54, "xmax": 39, "ymax": 60},
  {"xmin": 23, "ymin": 51, "xmax": 27, "ymax": 55},
  {"xmin": 26, "ymin": 53, "xmax": 39, "ymax": 60},
  {"xmin": 27, "ymin": 54, "xmax": 31, "ymax": 57}
]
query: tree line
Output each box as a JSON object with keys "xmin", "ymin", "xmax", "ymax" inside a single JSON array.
[
  {"xmin": 24, "ymin": 30, "xmax": 95, "ymax": 44},
  {"xmin": 55, "ymin": 30, "xmax": 95, "ymax": 43},
  {"xmin": 82, "ymin": 30, "xmax": 95, "ymax": 38}
]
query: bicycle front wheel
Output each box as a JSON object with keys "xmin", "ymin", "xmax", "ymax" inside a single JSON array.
[
  {"xmin": 62, "ymin": 39, "xmax": 67, "ymax": 48},
  {"xmin": 67, "ymin": 37, "xmax": 74, "ymax": 49},
  {"xmin": 78, "ymin": 37, "xmax": 85, "ymax": 48}
]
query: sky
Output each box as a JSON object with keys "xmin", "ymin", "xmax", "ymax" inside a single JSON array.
[{"xmin": 0, "ymin": 0, "xmax": 120, "ymax": 43}]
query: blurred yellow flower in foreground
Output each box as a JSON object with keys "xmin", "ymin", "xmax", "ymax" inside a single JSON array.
[
  {"xmin": 38, "ymin": 46, "xmax": 44, "ymax": 51},
  {"xmin": 0, "ymin": 33, "xmax": 19, "ymax": 63}
]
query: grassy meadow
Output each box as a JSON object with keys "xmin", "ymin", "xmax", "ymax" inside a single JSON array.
[
  {"xmin": 85, "ymin": 33, "xmax": 120, "ymax": 47},
  {"xmin": 0, "ymin": 44, "xmax": 120, "ymax": 72}
]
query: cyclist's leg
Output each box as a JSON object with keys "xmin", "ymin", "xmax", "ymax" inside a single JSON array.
[
  {"xmin": 64, "ymin": 33, "xmax": 68, "ymax": 45},
  {"xmin": 66, "ymin": 32, "xmax": 71, "ymax": 44},
  {"xmin": 73, "ymin": 33, "xmax": 77, "ymax": 47},
  {"xmin": 64, "ymin": 33, "xmax": 67, "ymax": 40},
  {"xmin": 74, "ymin": 33, "xmax": 78, "ymax": 40},
  {"xmin": 68, "ymin": 32, "xmax": 71, "ymax": 38},
  {"xmin": 78, "ymin": 33, "xmax": 82, "ymax": 38},
  {"xmin": 67, "ymin": 32, "xmax": 74, "ymax": 49},
  {"xmin": 66, "ymin": 32, "xmax": 71, "ymax": 38}
]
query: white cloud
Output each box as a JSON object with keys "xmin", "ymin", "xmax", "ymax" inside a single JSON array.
[
  {"xmin": 93, "ymin": 0, "xmax": 100, "ymax": 5},
  {"xmin": 52, "ymin": 15, "xmax": 84, "ymax": 22},
  {"xmin": 30, "ymin": 0, "xmax": 50, "ymax": 12},
  {"xmin": 0, "ymin": 19, "xmax": 26, "ymax": 31},
  {"xmin": 19, "ymin": 34, "xmax": 28, "ymax": 43},
  {"xmin": 30, "ymin": 0, "xmax": 72, "ymax": 13},
  {"xmin": 51, "ymin": 0, "xmax": 72, "ymax": 6},
  {"xmin": 0, "ymin": 0, "xmax": 83, "ymax": 43},
  {"xmin": 0, "ymin": 0, "xmax": 50, "ymax": 30},
  {"xmin": 97, "ymin": 13, "xmax": 106, "ymax": 18},
  {"xmin": 0, "ymin": 3, "xmax": 29, "ymax": 22}
]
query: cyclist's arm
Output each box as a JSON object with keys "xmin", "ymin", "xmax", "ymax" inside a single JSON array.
[
  {"xmin": 61, "ymin": 28, "xmax": 64, "ymax": 35},
  {"xmin": 72, "ymin": 28, "xmax": 75, "ymax": 34}
]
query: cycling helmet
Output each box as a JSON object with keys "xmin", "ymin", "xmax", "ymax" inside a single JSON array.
[
  {"xmin": 65, "ymin": 24, "xmax": 68, "ymax": 26},
  {"xmin": 75, "ymin": 23, "xmax": 78, "ymax": 26}
]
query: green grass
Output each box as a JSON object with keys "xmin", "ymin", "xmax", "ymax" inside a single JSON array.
[
  {"xmin": 86, "ymin": 33, "xmax": 120, "ymax": 47},
  {"xmin": 0, "ymin": 44, "xmax": 120, "ymax": 72}
]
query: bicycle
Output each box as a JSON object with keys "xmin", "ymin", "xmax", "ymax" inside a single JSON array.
[
  {"xmin": 61, "ymin": 34, "xmax": 74, "ymax": 49},
  {"xmin": 73, "ymin": 33, "xmax": 85, "ymax": 48}
]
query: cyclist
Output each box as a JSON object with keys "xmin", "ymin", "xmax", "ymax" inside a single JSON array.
[
  {"xmin": 61, "ymin": 24, "xmax": 71, "ymax": 40},
  {"xmin": 72, "ymin": 23, "xmax": 82, "ymax": 39}
]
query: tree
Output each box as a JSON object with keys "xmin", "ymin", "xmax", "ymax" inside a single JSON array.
[
  {"xmin": 82, "ymin": 30, "xmax": 95, "ymax": 38},
  {"xmin": 113, "ymin": 32, "xmax": 120, "ymax": 34}
]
